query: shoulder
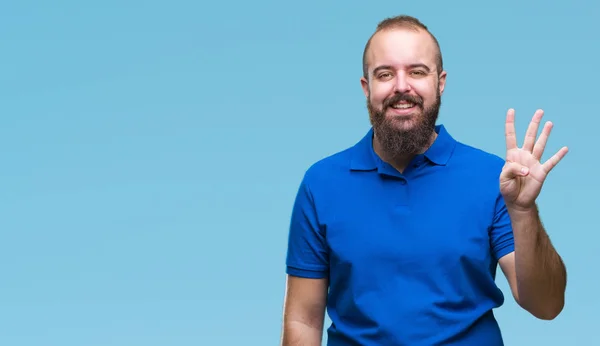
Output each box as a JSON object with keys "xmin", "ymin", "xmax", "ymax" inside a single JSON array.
[
  {"xmin": 444, "ymin": 139, "xmax": 507, "ymax": 198},
  {"xmin": 452, "ymin": 140, "xmax": 506, "ymax": 172},
  {"xmin": 290, "ymin": 145, "xmax": 356, "ymax": 215},
  {"xmin": 301, "ymin": 146, "xmax": 355, "ymax": 188}
]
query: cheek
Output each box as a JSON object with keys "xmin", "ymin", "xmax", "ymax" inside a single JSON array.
[
  {"xmin": 413, "ymin": 84, "xmax": 438, "ymax": 102},
  {"xmin": 369, "ymin": 85, "xmax": 393, "ymax": 104}
]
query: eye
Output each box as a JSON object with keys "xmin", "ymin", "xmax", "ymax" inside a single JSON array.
[
  {"xmin": 378, "ymin": 72, "xmax": 393, "ymax": 79},
  {"xmin": 410, "ymin": 70, "xmax": 426, "ymax": 77}
]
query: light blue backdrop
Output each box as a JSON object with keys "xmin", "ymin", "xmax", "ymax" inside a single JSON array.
[{"xmin": 1, "ymin": 1, "xmax": 597, "ymax": 345}]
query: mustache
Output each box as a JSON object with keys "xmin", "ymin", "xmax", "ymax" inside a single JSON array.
[{"xmin": 383, "ymin": 93, "xmax": 423, "ymax": 109}]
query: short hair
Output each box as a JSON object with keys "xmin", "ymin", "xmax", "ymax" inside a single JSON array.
[{"xmin": 362, "ymin": 15, "xmax": 444, "ymax": 80}]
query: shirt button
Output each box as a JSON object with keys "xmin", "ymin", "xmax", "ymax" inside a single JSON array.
[{"xmin": 400, "ymin": 180, "xmax": 407, "ymax": 185}]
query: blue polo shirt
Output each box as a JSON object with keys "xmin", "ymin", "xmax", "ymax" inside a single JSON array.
[{"xmin": 286, "ymin": 125, "xmax": 515, "ymax": 345}]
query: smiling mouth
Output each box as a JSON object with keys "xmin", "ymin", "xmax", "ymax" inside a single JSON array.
[{"xmin": 391, "ymin": 102, "xmax": 416, "ymax": 109}]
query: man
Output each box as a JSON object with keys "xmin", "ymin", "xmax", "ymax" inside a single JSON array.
[{"xmin": 281, "ymin": 15, "xmax": 568, "ymax": 346}]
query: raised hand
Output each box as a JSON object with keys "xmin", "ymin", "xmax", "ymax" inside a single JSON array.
[{"xmin": 500, "ymin": 109, "xmax": 568, "ymax": 211}]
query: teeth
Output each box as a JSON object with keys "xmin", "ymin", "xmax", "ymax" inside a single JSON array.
[{"xmin": 392, "ymin": 103, "xmax": 414, "ymax": 109}]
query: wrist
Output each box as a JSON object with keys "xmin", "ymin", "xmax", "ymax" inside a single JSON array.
[
  {"xmin": 506, "ymin": 200, "xmax": 536, "ymax": 212},
  {"xmin": 506, "ymin": 202, "xmax": 538, "ymax": 220}
]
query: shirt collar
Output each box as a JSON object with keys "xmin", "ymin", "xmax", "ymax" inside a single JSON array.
[{"xmin": 349, "ymin": 124, "xmax": 457, "ymax": 171}]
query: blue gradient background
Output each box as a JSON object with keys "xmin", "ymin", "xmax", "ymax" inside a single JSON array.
[{"xmin": 1, "ymin": 1, "xmax": 597, "ymax": 345}]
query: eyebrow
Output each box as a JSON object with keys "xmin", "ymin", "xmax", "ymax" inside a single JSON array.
[{"xmin": 372, "ymin": 63, "xmax": 431, "ymax": 75}]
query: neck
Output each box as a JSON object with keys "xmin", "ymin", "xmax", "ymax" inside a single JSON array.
[{"xmin": 373, "ymin": 130, "xmax": 437, "ymax": 173}]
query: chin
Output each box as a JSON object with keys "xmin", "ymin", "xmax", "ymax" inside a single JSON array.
[{"xmin": 387, "ymin": 112, "xmax": 421, "ymax": 126}]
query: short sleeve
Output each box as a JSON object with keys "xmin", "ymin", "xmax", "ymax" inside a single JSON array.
[
  {"xmin": 490, "ymin": 192, "xmax": 515, "ymax": 261},
  {"xmin": 285, "ymin": 177, "xmax": 329, "ymax": 279}
]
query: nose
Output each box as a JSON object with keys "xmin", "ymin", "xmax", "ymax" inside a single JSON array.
[{"xmin": 394, "ymin": 72, "xmax": 411, "ymax": 93}]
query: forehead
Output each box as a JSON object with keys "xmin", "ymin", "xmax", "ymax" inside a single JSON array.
[{"xmin": 366, "ymin": 28, "xmax": 437, "ymax": 71}]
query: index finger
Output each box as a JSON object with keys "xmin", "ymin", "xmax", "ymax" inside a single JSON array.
[{"xmin": 505, "ymin": 108, "xmax": 518, "ymax": 151}]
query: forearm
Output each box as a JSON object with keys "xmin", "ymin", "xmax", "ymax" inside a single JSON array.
[
  {"xmin": 509, "ymin": 203, "xmax": 566, "ymax": 319},
  {"xmin": 281, "ymin": 320, "xmax": 322, "ymax": 346}
]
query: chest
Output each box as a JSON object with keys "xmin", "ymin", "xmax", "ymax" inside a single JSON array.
[{"xmin": 321, "ymin": 176, "xmax": 496, "ymax": 273}]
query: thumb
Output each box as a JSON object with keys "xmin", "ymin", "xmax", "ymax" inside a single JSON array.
[{"xmin": 500, "ymin": 162, "xmax": 529, "ymax": 182}]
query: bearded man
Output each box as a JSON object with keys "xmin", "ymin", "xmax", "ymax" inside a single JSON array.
[{"xmin": 281, "ymin": 15, "xmax": 568, "ymax": 346}]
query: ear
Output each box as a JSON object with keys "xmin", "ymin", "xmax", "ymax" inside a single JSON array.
[
  {"xmin": 438, "ymin": 70, "xmax": 447, "ymax": 95},
  {"xmin": 360, "ymin": 76, "xmax": 369, "ymax": 98}
]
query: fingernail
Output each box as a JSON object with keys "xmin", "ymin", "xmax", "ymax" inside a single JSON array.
[{"xmin": 521, "ymin": 167, "xmax": 529, "ymax": 174}]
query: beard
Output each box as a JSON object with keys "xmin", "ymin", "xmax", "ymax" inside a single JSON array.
[{"xmin": 367, "ymin": 90, "xmax": 441, "ymax": 159}]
